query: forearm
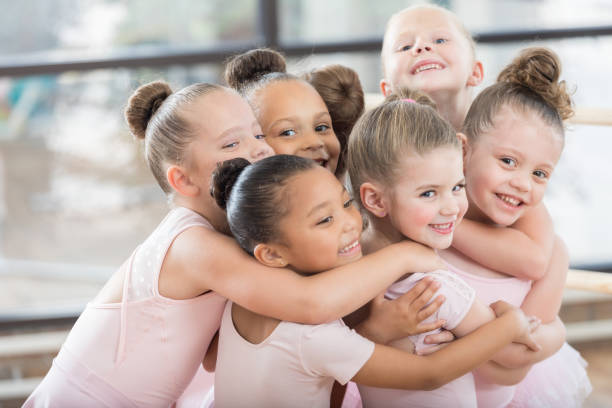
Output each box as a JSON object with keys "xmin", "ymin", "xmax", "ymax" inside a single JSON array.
[
  {"xmin": 453, "ymin": 219, "xmax": 548, "ymax": 280},
  {"xmin": 208, "ymin": 236, "xmax": 437, "ymax": 324},
  {"xmin": 475, "ymin": 360, "xmax": 530, "ymax": 386},
  {"xmin": 490, "ymin": 317, "xmax": 565, "ymax": 369},
  {"xmin": 354, "ymin": 310, "xmax": 523, "ymax": 390}
]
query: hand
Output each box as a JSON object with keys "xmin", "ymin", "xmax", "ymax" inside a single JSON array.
[
  {"xmin": 490, "ymin": 301, "xmax": 542, "ymax": 352},
  {"xmin": 400, "ymin": 241, "xmax": 446, "ymax": 274},
  {"xmin": 360, "ymin": 276, "xmax": 446, "ymax": 344},
  {"xmin": 417, "ymin": 329, "xmax": 456, "ymax": 355}
]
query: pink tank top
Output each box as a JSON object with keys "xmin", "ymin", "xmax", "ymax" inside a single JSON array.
[
  {"xmin": 59, "ymin": 207, "xmax": 227, "ymax": 406},
  {"xmin": 444, "ymin": 260, "xmax": 532, "ymax": 408}
]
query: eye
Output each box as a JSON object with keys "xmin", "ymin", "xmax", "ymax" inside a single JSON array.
[
  {"xmin": 254, "ymin": 133, "xmax": 265, "ymax": 140},
  {"xmin": 222, "ymin": 141, "xmax": 238, "ymax": 149},
  {"xmin": 280, "ymin": 129, "xmax": 296, "ymax": 137},
  {"xmin": 533, "ymin": 170, "xmax": 548, "ymax": 179},
  {"xmin": 315, "ymin": 124, "xmax": 330, "ymax": 132},
  {"xmin": 420, "ymin": 190, "xmax": 435, "ymax": 198},
  {"xmin": 500, "ymin": 157, "xmax": 516, "ymax": 167},
  {"xmin": 343, "ymin": 198, "xmax": 354, "ymax": 208},
  {"xmin": 316, "ymin": 216, "xmax": 333, "ymax": 225},
  {"xmin": 452, "ymin": 183, "xmax": 465, "ymax": 192},
  {"xmin": 400, "ymin": 44, "xmax": 413, "ymax": 52},
  {"xmin": 435, "ymin": 38, "xmax": 447, "ymax": 44}
]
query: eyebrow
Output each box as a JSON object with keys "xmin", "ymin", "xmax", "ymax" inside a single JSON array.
[
  {"xmin": 306, "ymin": 185, "xmax": 347, "ymax": 217},
  {"xmin": 416, "ymin": 177, "xmax": 465, "ymax": 190},
  {"xmin": 216, "ymin": 126, "xmax": 242, "ymax": 141}
]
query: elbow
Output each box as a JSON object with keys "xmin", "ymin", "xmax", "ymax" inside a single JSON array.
[
  {"xmin": 520, "ymin": 255, "xmax": 548, "ymax": 281},
  {"xmin": 299, "ymin": 298, "xmax": 336, "ymax": 325}
]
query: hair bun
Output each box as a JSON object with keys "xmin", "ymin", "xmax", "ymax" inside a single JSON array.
[
  {"xmin": 385, "ymin": 87, "xmax": 438, "ymax": 110},
  {"xmin": 211, "ymin": 157, "xmax": 251, "ymax": 210},
  {"xmin": 224, "ymin": 48, "xmax": 287, "ymax": 91},
  {"xmin": 125, "ymin": 81, "xmax": 173, "ymax": 139},
  {"xmin": 498, "ymin": 47, "xmax": 573, "ymax": 120}
]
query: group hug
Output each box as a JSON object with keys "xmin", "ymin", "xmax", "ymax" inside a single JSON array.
[{"xmin": 24, "ymin": 5, "xmax": 593, "ymax": 408}]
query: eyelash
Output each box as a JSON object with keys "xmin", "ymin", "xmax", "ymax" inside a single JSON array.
[
  {"xmin": 453, "ymin": 183, "xmax": 466, "ymax": 192},
  {"xmin": 315, "ymin": 124, "xmax": 330, "ymax": 132},
  {"xmin": 222, "ymin": 141, "xmax": 238, "ymax": 149},
  {"xmin": 533, "ymin": 170, "xmax": 548, "ymax": 179},
  {"xmin": 501, "ymin": 157, "xmax": 516, "ymax": 167},
  {"xmin": 280, "ymin": 129, "xmax": 296, "ymax": 137},
  {"xmin": 344, "ymin": 198, "xmax": 354, "ymax": 208},
  {"xmin": 400, "ymin": 38, "xmax": 447, "ymax": 51},
  {"xmin": 421, "ymin": 190, "xmax": 435, "ymax": 198}
]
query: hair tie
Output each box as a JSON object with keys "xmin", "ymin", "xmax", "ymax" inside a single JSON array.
[{"xmin": 401, "ymin": 98, "xmax": 416, "ymax": 103}]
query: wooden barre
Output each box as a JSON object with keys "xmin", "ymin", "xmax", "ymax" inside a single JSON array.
[{"xmin": 566, "ymin": 269, "xmax": 612, "ymax": 294}]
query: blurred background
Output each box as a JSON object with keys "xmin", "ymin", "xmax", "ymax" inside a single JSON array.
[{"xmin": 0, "ymin": 0, "xmax": 610, "ymax": 406}]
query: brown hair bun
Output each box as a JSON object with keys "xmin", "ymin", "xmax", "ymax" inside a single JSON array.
[
  {"xmin": 497, "ymin": 47, "xmax": 573, "ymax": 120},
  {"xmin": 124, "ymin": 81, "xmax": 173, "ymax": 140},
  {"xmin": 224, "ymin": 48, "xmax": 287, "ymax": 91}
]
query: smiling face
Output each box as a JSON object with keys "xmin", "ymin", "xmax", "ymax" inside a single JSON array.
[
  {"xmin": 463, "ymin": 105, "xmax": 564, "ymax": 226},
  {"xmin": 271, "ymin": 166, "xmax": 363, "ymax": 274},
  {"xmin": 184, "ymin": 89, "xmax": 274, "ymax": 196},
  {"xmin": 382, "ymin": 145, "xmax": 468, "ymax": 249},
  {"xmin": 254, "ymin": 80, "xmax": 340, "ymax": 173},
  {"xmin": 381, "ymin": 7, "xmax": 479, "ymax": 98}
]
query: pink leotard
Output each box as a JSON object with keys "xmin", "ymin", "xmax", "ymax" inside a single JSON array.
[{"xmin": 24, "ymin": 207, "xmax": 227, "ymax": 407}]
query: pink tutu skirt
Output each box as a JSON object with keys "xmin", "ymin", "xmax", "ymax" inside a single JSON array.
[{"xmin": 509, "ymin": 342, "xmax": 592, "ymax": 407}]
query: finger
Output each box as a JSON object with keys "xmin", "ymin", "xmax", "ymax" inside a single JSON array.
[
  {"xmin": 416, "ymin": 294, "xmax": 445, "ymax": 322},
  {"xmin": 412, "ymin": 319, "xmax": 445, "ymax": 335},
  {"xmin": 397, "ymin": 276, "xmax": 434, "ymax": 305},
  {"xmin": 370, "ymin": 291, "xmax": 387, "ymax": 308},
  {"xmin": 523, "ymin": 337, "xmax": 542, "ymax": 352},
  {"xmin": 416, "ymin": 344, "xmax": 443, "ymax": 355},
  {"xmin": 410, "ymin": 280, "xmax": 441, "ymax": 311},
  {"xmin": 423, "ymin": 329, "xmax": 454, "ymax": 344},
  {"xmin": 527, "ymin": 316, "xmax": 541, "ymax": 333}
]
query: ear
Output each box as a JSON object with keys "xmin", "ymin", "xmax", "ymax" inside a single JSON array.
[
  {"xmin": 467, "ymin": 60, "xmax": 484, "ymax": 87},
  {"xmin": 456, "ymin": 132, "xmax": 470, "ymax": 166},
  {"xmin": 380, "ymin": 79, "xmax": 393, "ymax": 97},
  {"xmin": 253, "ymin": 243, "xmax": 289, "ymax": 268},
  {"xmin": 360, "ymin": 182, "xmax": 388, "ymax": 218},
  {"xmin": 167, "ymin": 165, "xmax": 200, "ymax": 197}
]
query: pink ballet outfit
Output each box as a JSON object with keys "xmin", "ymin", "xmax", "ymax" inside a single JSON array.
[
  {"xmin": 446, "ymin": 261, "xmax": 592, "ymax": 408},
  {"xmin": 214, "ymin": 302, "xmax": 375, "ymax": 408},
  {"xmin": 358, "ymin": 270, "xmax": 478, "ymax": 408},
  {"xmin": 24, "ymin": 207, "xmax": 227, "ymax": 408}
]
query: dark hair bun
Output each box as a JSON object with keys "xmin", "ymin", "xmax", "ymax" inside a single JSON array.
[
  {"xmin": 497, "ymin": 47, "xmax": 573, "ymax": 120},
  {"xmin": 224, "ymin": 48, "xmax": 287, "ymax": 91},
  {"xmin": 385, "ymin": 87, "xmax": 438, "ymax": 110},
  {"xmin": 124, "ymin": 81, "xmax": 172, "ymax": 140},
  {"xmin": 211, "ymin": 157, "xmax": 251, "ymax": 210}
]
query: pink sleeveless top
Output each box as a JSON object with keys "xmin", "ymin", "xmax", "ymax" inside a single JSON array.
[
  {"xmin": 27, "ymin": 207, "xmax": 227, "ymax": 407},
  {"xmin": 445, "ymin": 261, "xmax": 532, "ymax": 408}
]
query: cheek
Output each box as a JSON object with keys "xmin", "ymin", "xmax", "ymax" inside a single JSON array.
[{"xmin": 266, "ymin": 139, "xmax": 297, "ymax": 156}]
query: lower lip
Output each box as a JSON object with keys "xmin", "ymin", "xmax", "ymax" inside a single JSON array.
[
  {"xmin": 339, "ymin": 242, "xmax": 361, "ymax": 257},
  {"xmin": 429, "ymin": 223, "xmax": 454, "ymax": 235},
  {"xmin": 413, "ymin": 67, "xmax": 443, "ymax": 75}
]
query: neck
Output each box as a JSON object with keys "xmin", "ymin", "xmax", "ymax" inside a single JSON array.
[
  {"xmin": 464, "ymin": 197, "xmax": 493, "ymax": 225},
  {"xmin": 173, "ymin": 195, "xmax": 231, "ymax": 234},
  {"xmin": 363, "ymin": 215, "xmax": 406, "ymax": 253},
  {"xmin": 428, "ymin": 88, "xmax": 472, "ymax": 131}
]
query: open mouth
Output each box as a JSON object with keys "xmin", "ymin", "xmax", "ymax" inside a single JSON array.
[
  {"xmin": 496, "ymin": 193, "xmax": 523, "ymax": 208},
  {"xmin": 429, "ymin": 222, "xmax": 454, "ymax": 234},
  {"xmin": 313, "ymin": 158, "xmax": 329, "ymax": 169},
  {"xmin": 339, "ymin": 239, "xmax": 361, "ymax": 256},
  {"xmin": 411, "ymin": 62, "xmax": 444, "ymax": 75}
]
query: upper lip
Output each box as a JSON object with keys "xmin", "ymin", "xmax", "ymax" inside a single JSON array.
[
  {"xmin": 410, "ymin": 59, "xmax": 445, "ymax": 75},
  {"xmin": 339, "ymin": 238, "xmax": 360, "ymax": 253}
]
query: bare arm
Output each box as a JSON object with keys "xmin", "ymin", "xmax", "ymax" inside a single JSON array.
[
  {"xmin": 452, "ymin": 204, "xmax": 555, "ymax": 280},
  {"xmin": 165, "ymin": 227, "xmax": 443, "ymax": 324},
  {"xmin": 352, "ymin": 302, "xmax": 531, "ymax": 390},
  {"xmin": 202, "ymin": 331, "xmax": 219, "ymax": 372}
]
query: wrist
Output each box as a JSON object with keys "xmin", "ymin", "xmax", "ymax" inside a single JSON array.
[{"xmin": 356, "ymin": 319, "xmax": 391, "ymax": 344}]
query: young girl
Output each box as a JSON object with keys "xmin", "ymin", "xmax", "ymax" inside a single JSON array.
[
  {"xmin": 379, "ymin": 4, "xmax": 483, "ymax": 131},
  {"xmin": 225, "ymin": 48, "xmax": 364, "ymax": 180},
  {"xmin": 442, "ymin": 47, "xmax": 592, "ymax": 407},
  {"xmin": 24, "ymin": 81, "xmax": 451, "ymax": 407},
  {"xmin": 211, "ymin": 153, "xmax": 539, "ymax": 408},
  {"xmin": 343, "ymin": 90, "xmax": 553, "ymax": 407}
]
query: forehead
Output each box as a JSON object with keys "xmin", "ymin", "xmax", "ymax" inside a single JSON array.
[
  {"xmin": 478, "ymin": 106, "xmax": 564, "ymax": 159},
  {"xmin": 186, "ymin": 89, "xmax": 255, "ymax": 132},
  {"xmin": 257, "ymin": 80, "xmax": 328, "ymax": 118},
  {"xmin": 394, "ymin": 146, "xmax": 463, "ymax": 185},
  {"xmin": 284, "ymin": 167, "xmax": 339, "ymax": 206}
]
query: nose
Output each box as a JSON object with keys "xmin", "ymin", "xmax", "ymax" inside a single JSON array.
[
  {"xmin": 301, "ymin": 130, "xmax": 325, "ymax": 152},
  {"xmin": 412, "ymin": 37, "xmax": 432, "ymax": 54},
  {"xmin": 248, "ymin": 137, "xmax": 273, "ymax": 162},
  {"xmin": 509, "ymin": 172, "xmax": 531, "ymax": 193},
  {"xmin": 440, "ymin": 194, "xmax": 460, "ymax": 217}
]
